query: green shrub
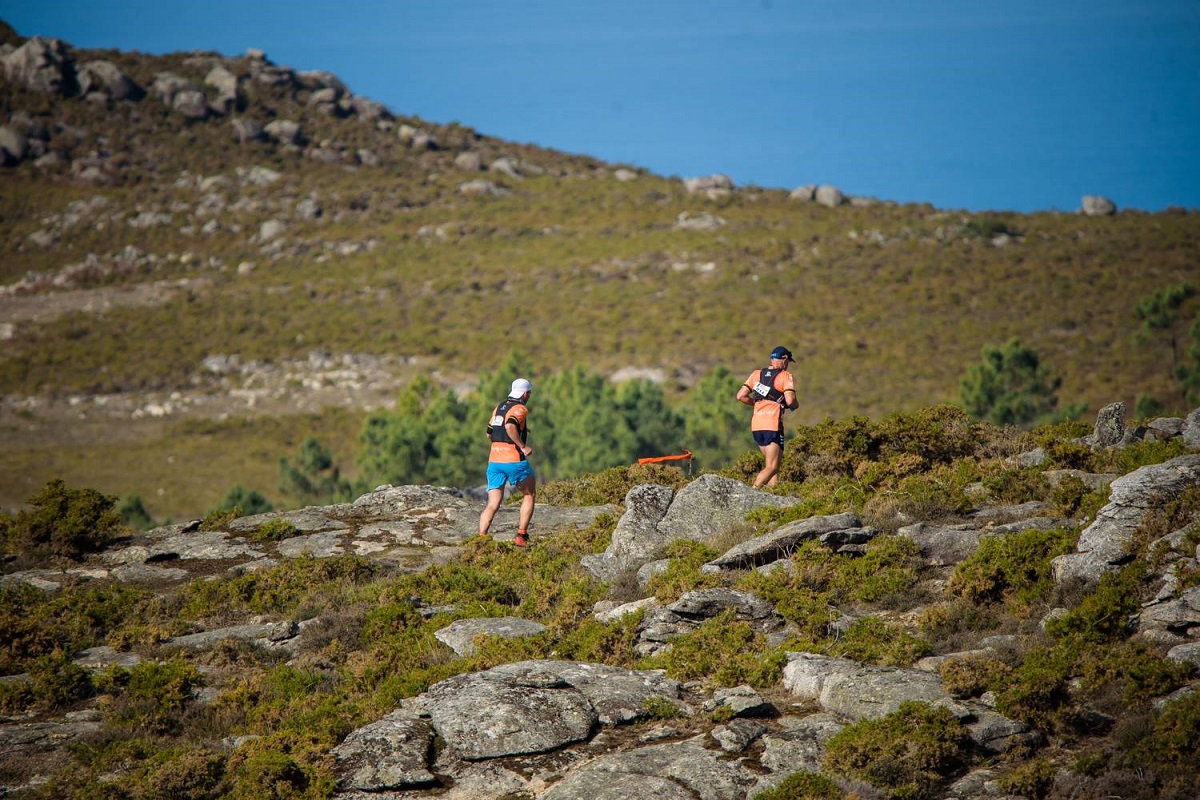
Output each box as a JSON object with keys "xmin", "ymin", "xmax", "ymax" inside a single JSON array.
[
  {"xmin": 642, "ymin": 696, "xmax": 684, "ymax": 720},
  {"xmin": 108, "ymin": 657, "xmax": 205, "ymax": 734},
  {"xmin": 980, "ymin": 464, "xmax": 1050, "ymax": 504},
  {"xmin": 3, "ymin": 479, "xmax": 123, "ymax": 561},
  {"xmin": 644, "ymin": 540, "xmax": 724, "ymax": 602},
  {"xmin": 1133, "ymin": 690, "xmax": 1200, "ymax": 768},
  {"xmin": 250, "ymin": 518, "xmax": 299, "ymax": 543},
  {"xmin": 1096, "ymin": 438, "xmax": 1192, "ymax": 475},
  {"xmin": 540, "ymin": 462, "xmax": 692, "ymax": 506},
  {"xmin": 832, "ymin": 617, "xmax": 932, "ymax": 667},
  {"xmin": 181, "ymin": 555, "xmax": 378, "ymax": 619},
  {"xmin": 136, "ymin": 748, "xmax": 227, "ymax": 800},
  {"xmin": 944, "ymin": 526, "xmax": 1078, "ymax": 609},
  {"xmin": 939, "ymin": 656, "xmax": 1013, "ymax": 699},
  {"xmin": 224, "ymin": 744, "xmax": 333, "ymax": 800},
  {"xmin": 1048, "ymin": 474, "xmax": 1108, "ymax": 519},
  {"xmin": 199, "ymin": 506, "xmax": 242, "ymax": 531},
  {"xmin": 822, "ymin": 701, "xmax": 971, "ymax": 799},
  {"xmin": 994, "ymin": 645, "xmax": 1074, "ymax": 730},
  {"xmin": 751, "ymin": 771, "xmax": 845, "ymax": 800},
  {"xmin": 639, "ymin": 611, "xmax": 785, "ymax": 688},
  {"xmin": 1044, "ymin": 565, "xmax": 1144, "ymax": 644},
  {"xmin": 0, "ymin": 581, "xmax": 155, "ymax": 675},
  {"xmin": 1079, "ymin": 641, "xmax": 1193, "ymax": 706},
  {"xmin": 26, "ymin": 650, "xmax": 93, "ymax": 711},
  {"xmin": 995, "ymin": 757, "xmax": 1056, "ymax": 800}
]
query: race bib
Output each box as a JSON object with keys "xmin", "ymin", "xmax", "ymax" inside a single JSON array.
[
  {"xmin": 490, "ymin": 414, "xmax": 504, "ymax": 426},
  {"xmin": 753, "ymin": 382, "xmax": 772, "ymax": 398}
]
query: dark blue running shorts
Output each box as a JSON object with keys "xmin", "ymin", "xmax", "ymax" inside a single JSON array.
[{"xmin": 752, "ymin": 430, "xmax": 785, "ymax": 448}]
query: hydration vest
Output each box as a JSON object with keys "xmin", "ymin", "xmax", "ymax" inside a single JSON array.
[
  {"xmin": 750, "ymin": 367, "xmax": 785, "ymax": 404},
  {"xmin": 488, "ymin": 398, "xmax": 527, "ymax": 444}
]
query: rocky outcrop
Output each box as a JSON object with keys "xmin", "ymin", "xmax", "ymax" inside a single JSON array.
[
  {"xmin": 2, "ymin": 36, "xmax": 76, "ymax": 94},
  {"xmin": 1081, "ymin": 195, "xmax": 1117, "ymax": 216},
  {"xmin": 1052, "ymin": 455, "xmax": 1200, "ymax": 586},
  {"xmin": 581, "ymin": 476, "xmax": 800, "ymax": 582},
  {"xmin": 433, "ymin": 616, "xmax": 547, "ymax": 657},
  {"xmin": 782, "ymin": 653, "xmax": 1037, "ymax": 754},
  {"xmin": 702, "ymin": 512, "xmax": 874, "ymax": 572}
]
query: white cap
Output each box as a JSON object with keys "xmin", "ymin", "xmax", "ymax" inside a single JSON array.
[{"xmin": 509, "ymin": 378, "xmax": 532, "ymax": 398}]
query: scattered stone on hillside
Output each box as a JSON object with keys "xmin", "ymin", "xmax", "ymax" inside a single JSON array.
[
  {"xmin": 258, "ymin": 218, "xmax": 286, "ymax": 241},
  {"xmin": 348, "ymin": 96, "xmax": 390, "ymax": 121},
  {"xmin": 783, "ymin": 652, "xmax": 947, "ymax": 720},
  {"xmin": 167, "ymin": 620, "xmax": 300, "ymax": 650},
  {"xmin": 752, "ymin": 713, "xmax": 845, "ymax": 793},
  {"xmin": 2, "ymin": 36, "xmax": 76, "ymax": 94},
  {"xmin": 1166, "ymin": 641, "xmax": 1200, "ymax": 667},
  {"xmin": 264, "ymin": 119, "xmax": 304, "ymax": 145},
  {"xmin": 74, "ymin": 646, "xmax": 144, "ymax": 670},
  {"xmin": 637, "ymin": 558, "xmax": 670, "ymax": 589},
  {"xmin": 711, "ymin": 717, "xmax": 768, "ymax": 752},
  {"xmin": 489, "ymin": 156, "xmax": 521, "ymax": 178},
  {"xmin": 657, "ymin": 475, "xmax": 800, "ymax": 544},
  {"xmin": 0, "ymin": 125, "xmax": 28, "ymax": 165},
  {"xmin": 703, "ymin": 512, "xmax": 873, "ymax": 572},
  {"xmin": 583, "ymin": 477, "xmax": 799, "ymax": 583},
  {"xmin": 333, "ymin": 707, "xmax": 437, "ymax": 791},
  {"xmin": 593, "ymin": 596, "xmax": 659, "ymax": 623},
  {"xmin": 1053, "ymin": 454, "xmax": 1200, "ymax": 586},
  {"xmin": 308, "ymin": 145, "xmax": 343, "ymax": 164},
  {"xmin": 538, "ymin": 734, "xmax": 755, "ymax": 800},
  {"xmin": 636, "ymin": 588, "xmax": 787, "ymax": 656},
  {"xmin": 0, "ymin": 710, "xmax": 103, "ymax": 765},
  {"xmin": 613, "ymin": 168, "xmax": 637, "ymax": 182},
  {"xmin": 1185, "ymin": 408, "xmax": 1200, "ymax": 450},
  {"xmin": 239, "ymin": 164, "xmax": 281, "ymax": 186},
  {"xmin": 1140, "ymin": 585, "xmax": 1200, "ymax": 641},
  {"xmin": 899, "ymin": 521, "xmax": 986, "ymax": 566},
  {"xmin": 457, "ymin": 179, "xmax": 507, "ymax": 197},
  {"xmin": 433, "ymin": 616, "xmax": 548, "ymax": 657},
  {"xmin": 230, "ymin": 117, "xmax": 265, "ymax": 143},
  {"xmin": 408, "ymin": 660, "xmax": 683, "ymax": 762},
  {"xmin": 1043, "ymin": 468, "xmax": 1117, "ymax": 492},
  {"xmin": 674, "ymin": 211, "xmax": 725, "ymax": 230},
  {"xmin": 782, "ymin": 652, "xmax": 1036, "ymax": 754},
  {"xmin": 454, "ymin": 151, "xmax": 483, "ymax": 171},
  {"xmin": 789, "ymin": 184, "xmax": 817, "ymax": 202},
  {"xmin": 204, "ymin": 65, "xmax": 240, "ymax": 114},
  {"xmin": 171, "ymin": 88, "xmax": 210, "ymax": 120},
  {"xmin": 815, "ymin": 184, "xmax": 845, "ymax": 207},
  {"xmin": 683, "ymin": 174, "xmax": 734, "ymax": 199},
  {"xmin": 1090, "ymin": 400, "xmax": 1126, "ymax": 448},
  {"xmin": 76, "ymin": 60, "xmax": 144, "ymax": 101},
  {"xmin": 703, "ymin": 685, "xmax": 774, "ymax": 718},
  {"xmin": 1081, "ymin": 194, "xmax": 1117, "ymax": 216}
]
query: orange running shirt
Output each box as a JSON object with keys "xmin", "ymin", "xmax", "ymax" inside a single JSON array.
[
  {"xmin": 488, "ymin": 401, "xmax": 529, "ymax": 463},
  {"xmin": 744, "ymin": 368, "xmax": 796, "ymax": 432}
]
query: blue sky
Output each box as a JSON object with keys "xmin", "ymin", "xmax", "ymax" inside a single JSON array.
[{"xmin": 4, "ymin": 1, "xmax": 1199, "ymax": 212}]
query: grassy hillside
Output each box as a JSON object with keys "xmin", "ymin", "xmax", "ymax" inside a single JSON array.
[{"xmin": 2, "ymin": 24, "xmax": 1199, "ymax": 518}]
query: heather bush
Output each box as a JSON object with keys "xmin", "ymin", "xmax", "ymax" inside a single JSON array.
[
  {"xmin": 540, "ymin": 461, "xmax": 692, "ymax": 506},
  {"xmin": 823, "ymin": 701, "xmax": 971, "ymax": 799},
  {"xmin": 751, "ymin": 771, "xmax": 845, "ymax": 800},
  {"xmin": 2, "ymin": 478, "xmax": 123, "ymax": 562},
  {"xmin": 944, "ymin": 526, "xmax": 1078, "ymax": 609}
]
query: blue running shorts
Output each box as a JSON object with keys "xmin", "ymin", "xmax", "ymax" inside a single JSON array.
[{"xmin": 486, "ymin": 460, "xmax": 535, "ymax": 490}]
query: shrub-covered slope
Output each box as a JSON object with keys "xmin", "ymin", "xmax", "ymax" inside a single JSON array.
[{"xmin": 2, "ymin": 22, "xmax": 1199, "ymax": 517}]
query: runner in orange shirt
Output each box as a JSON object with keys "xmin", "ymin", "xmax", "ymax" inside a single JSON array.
[
  {"xmin": 735, "ymin": 346, "xmax": 799, "ymax": 488},
  {"xmin": 478, "ymin": 378, "xmax": 536, "ymax": 546}
]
